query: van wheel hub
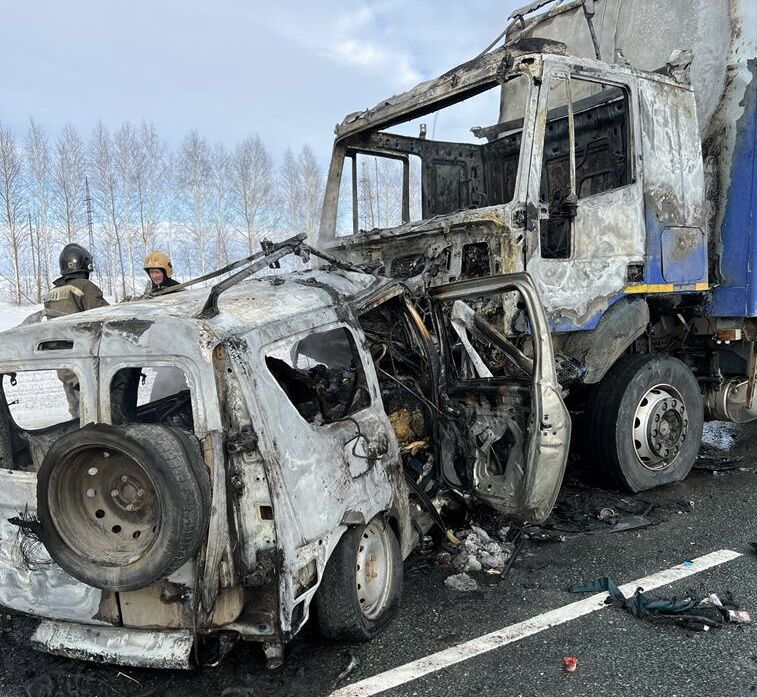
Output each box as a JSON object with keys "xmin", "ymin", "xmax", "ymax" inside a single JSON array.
[
  {"xmin": 355, "ymin": 521, "xmax": 395, "ymax": 620},
  {"xmin": 52, "ymin": 447, "xmax": 161, "ymax": 566}
]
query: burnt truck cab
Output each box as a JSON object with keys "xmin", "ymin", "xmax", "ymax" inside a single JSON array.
[
  {"xmin": 0, "ymin": 250, "xmax": 569, "ymax": 669},
  {"xmin": 318, "ymin": 43, "xmax": 705, "ymax": 335},
  {"xmin": 318, "ymin": 37, "xmax": 712, "ymax": 493}
]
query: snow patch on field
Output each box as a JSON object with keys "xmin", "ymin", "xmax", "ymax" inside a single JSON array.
[{"xmin": 0, "ymin": 301, "xmax": 42, "ymax": 332}]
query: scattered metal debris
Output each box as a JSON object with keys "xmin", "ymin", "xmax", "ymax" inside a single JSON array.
[
  {"xmin": 444, "ymin": 573, "xmax": 479, "ymax": 592},
  {"xmin": 526, "ymin": 475, "xmax": 691, "ymax": 540},
  {"xmin": 695, "ymin": 444, "xmax": 746, "ymax": 473}
]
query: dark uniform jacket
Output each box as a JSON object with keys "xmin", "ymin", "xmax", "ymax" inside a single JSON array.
[
  {"xmin": 149, "ymin": 277, "xmax": 181, "ymax": 293},
  {"xmin": 43, "ymin": 275, "xmax": 109, "ymax": 317}
]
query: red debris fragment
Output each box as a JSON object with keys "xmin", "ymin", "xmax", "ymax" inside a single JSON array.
[{"xmin": 563, "ymin": 656, "xmax": 578, "ymax": 673}]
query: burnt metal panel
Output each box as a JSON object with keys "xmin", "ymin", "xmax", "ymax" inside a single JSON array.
[
  {"xmin": 710, "ymin": 59, "xmax": 757, "ymax": 317},
  {"xmin": 32, "ymin": 620, "xmax": 194, "ymax": 669},
  {"xmin": 660, "ymin": 227, "xmax": 707, "ymax": 283}
]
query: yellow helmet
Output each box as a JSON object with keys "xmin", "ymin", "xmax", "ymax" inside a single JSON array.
[{"xmin": 144, "ymin": 250, "xmax": 173, "ymax": 278}]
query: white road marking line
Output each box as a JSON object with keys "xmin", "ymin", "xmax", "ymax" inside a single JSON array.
[{"xmin": 331, "ymin": 548, "xmax": 743, "ymax": 697}]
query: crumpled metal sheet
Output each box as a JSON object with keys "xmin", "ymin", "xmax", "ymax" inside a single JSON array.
[
  {"xmin": 0, "ymin": 470, "xmax": 106, "ymax": 624},
  {"xmin": 32, "ymin": 620, "xmax": 194, "ymax": 669}
]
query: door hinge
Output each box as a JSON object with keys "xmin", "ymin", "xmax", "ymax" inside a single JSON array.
[{"xmin": 227, "ymin": 428, "xmax": 259, "ymax": 453}]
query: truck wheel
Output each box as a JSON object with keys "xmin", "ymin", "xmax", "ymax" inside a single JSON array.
[
  {"xmin": 584, "ymin": 354, "xmax": 703, "ymax": 492},
  {"xmin": 315, "ymin": 517, "xmax": 403, "ymax": 641},
  {"xmin": 37, "ymin": 423, "xmax": 211, "ymax": 592}
]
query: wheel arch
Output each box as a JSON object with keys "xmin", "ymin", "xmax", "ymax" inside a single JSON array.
[{"xmin": 556, "ymin": 297, "xmax": 650, "ymax": 384}]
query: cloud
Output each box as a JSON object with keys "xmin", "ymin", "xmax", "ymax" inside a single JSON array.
[
  {"xmin": 253, "ymin": 3, "xmax": 422, "ymax": 90},
  {"xmin": 322, "ymin": 38, "xmax": 422, "ymax": 86}
]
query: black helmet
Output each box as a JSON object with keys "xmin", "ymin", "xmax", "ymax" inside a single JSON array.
[{"xmin": 59, "ymin": 243, "xmax": 94, "ymax": 278}]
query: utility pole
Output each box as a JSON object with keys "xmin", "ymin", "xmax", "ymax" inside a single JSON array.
[{"xmin": 84, "ymin": 175, "xmax": 95, "ymax": 255}]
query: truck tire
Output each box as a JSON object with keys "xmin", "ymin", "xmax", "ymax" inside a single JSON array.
[
  {"xmin": 584, "ymin": 354, "xmax": 703, "ymax": 492},
  {"xmin": 315, "ymin": 517, "xmax": 403, "ymax": 641},
  {"xmin": 37, "ymin": 423, "xmax": 211, "ymax": 592}
]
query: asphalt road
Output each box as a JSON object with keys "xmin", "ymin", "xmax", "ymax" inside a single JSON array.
[{"xmin": 1, "ymin": 421, "xmax": 756, "ymax": 697}]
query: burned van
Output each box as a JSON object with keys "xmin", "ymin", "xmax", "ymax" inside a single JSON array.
[{"xmin": 0, "ymin": 239, "xmax": 568, "ymax": 668}]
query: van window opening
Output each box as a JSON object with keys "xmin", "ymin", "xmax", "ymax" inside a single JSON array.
[
  {"xmin": 110, "ymin": 366, "xmax": 194, "ymax": 432},
  {"xmin": 266, "ymin": 327, "xmax": 371, "ymax": 425}
]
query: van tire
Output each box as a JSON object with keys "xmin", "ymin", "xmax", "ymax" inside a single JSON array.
[
  {"xmin": 584, "ymin": 354, "xmax": 703, "ymax": 492},
  {"xmin": 37, "ymin": 423, "xmax": 210, "ymax": 592},
  {"xmin": 315, "ymin": 517, "xmax": 403, "ymax": 641}
]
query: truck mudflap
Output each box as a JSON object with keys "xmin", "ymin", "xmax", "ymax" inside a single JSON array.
[{"xmin": 32, "ymin": 621, "xmax": 194, "ymax": 670}]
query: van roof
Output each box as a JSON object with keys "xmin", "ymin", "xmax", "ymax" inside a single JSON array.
[{"xmin": 0, "ymin": 269, "xmax": 394, "ymax": 365}]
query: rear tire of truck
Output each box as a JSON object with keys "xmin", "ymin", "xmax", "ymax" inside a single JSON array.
[
  {"xmin": 315, "ymin": 517, "xmax": 403, "ymax": 641},
  {"xmin": 37, "ymin": 423, "xmax": 211, "ymax": 592},
  {"xmin": 584, "ymin": 354, "xmax": 703, "ymax": 492}
]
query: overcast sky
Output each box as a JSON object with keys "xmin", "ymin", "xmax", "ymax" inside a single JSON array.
[{"xmin": 1, "ymin": 0, "xmax": 521, "ymax": 161}]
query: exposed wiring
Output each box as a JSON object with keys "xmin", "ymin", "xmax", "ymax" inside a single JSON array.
[{"xmin": 377, "ymin": 366, "xmax": 442, "ymax": 417}]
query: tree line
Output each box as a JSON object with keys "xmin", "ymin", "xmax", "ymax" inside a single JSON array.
[{"xmin": 0, "ymin": 119, "xmax": 326, "ymax": 304}]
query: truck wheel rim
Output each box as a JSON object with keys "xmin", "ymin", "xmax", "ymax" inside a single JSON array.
[
  {"xmin": 355, "ymin": 521, "xmax": 394, "ymax": 620},
  {"xmin": 632, "ymin": 384, "xmax": 688, "ymax": 471},
  {"xmin": 47, "ymin": 446, "xmax": 161, "ymax": 566}
]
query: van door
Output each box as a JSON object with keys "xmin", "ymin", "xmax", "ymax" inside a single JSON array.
[{"xmin": 429, "ymin": 273, "xmax": 570, "ymax": 523}]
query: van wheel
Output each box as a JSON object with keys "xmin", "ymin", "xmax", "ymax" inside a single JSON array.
[
  {"xmin": 37, "ymin": 423, "xmax": 210, "ymax": 591},
  {"xmin": 315, "ymin": 517, "xmax": 403, "ymax": 641},
  {"xmin": 584, "ymin": 354, "xmax": 703, "ymax": 492}
]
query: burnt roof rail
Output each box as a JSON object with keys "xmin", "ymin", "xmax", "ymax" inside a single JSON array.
[
  {"xmin": 197, "ymin": 235, "xmax": 307, "ymax": 319},
  {"xmin": 195, "ymin": 235, "xmax": 373, "ymax": 320},
  {"xmin": 151, "ymin": 233, "xmax": 307, "ymax": 300}
]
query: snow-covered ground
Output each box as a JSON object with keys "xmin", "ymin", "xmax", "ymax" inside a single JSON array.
[{"xmin": 0, "ymin": 300, "xmax": 42, "ymax": 332}]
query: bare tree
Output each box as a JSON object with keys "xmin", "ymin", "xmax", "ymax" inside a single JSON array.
[
  {"xmin": 114, "ymin": 122, "xmax": 142, "ymax": 293},
  {"xmin": 89, "ymin": 121, "xmax": 127, "ymax": 299},
  {"xmin": 230, "ymin": 134, "xmax": 275, "ymax": 254},
  {"xmin": 299, "ymin": 145, "xmax": 324, "ymax": 237},
  {"xmin": 161, "ymin": 151, "xmax": 179, "ymax": 275},
  {"xmin": 0, "ymin": 125, "xmax": 26, "ymax": 303},
  {"xmin": 280, "ymin": 148, "xmax": 303, "ymax": 235},
  {"xmin": 209, "ymin": 143, "xmax": 232, "ymax": 267},
  {"xmin": 135, "ymin": 122, "xmax": 167, "ymax": 257},
  {"xmin": 52, "ymin": 124, "xmax": 86, "ymax": 244},
  {"xmin": 0, "ymin": 115, "xmax": 335, "ymax": 305},
  {"xmin": 25, "ymin": 119, "xmax": 52, "ymax": 300},
  {"xmin": 176, "ymin": 131, "xmax": 212, "ymax": 275}
]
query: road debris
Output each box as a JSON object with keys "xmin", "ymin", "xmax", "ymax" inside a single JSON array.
[
  {"xmin": 444, "ymin": 573, "xmax": 479, "ymax": 592},
  {"xmin": 562, "ymin": 656, "xmax": 578, "ymax": 673},
  {"xmin": 570, "ymin": 577, "xmax": 751, "ymax": 631},
  {"xmin": 333, "ymin": 650, "xmax": 358, "ymax": 689},
  {"xmin": 452, "ymin": 526, "xmax": 514, "ymax": 574},
  {"xmin": 525, "ymin": 475, "xmax": 691, "ymax": 541}
]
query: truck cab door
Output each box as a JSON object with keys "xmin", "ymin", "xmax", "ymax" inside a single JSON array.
[
  {"xmin": 430, "ymin": 273, "xmax": 570, "ymax": 523},
  {"xmin": 525, "ymin": 65, "xmax": 645, "ymax": 328}
]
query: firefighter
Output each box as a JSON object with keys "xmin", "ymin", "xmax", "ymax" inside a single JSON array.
[
  {"xmin": 43, "ymin": 243, "xmax": 109, "ymax": 418},
  {"xmin": 144, "ymin": 250, "xmax": 180, "ymax": 293},
  {"xmin": 44, "ymin": 243, "xmax": 108, "ymax": 317}
]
